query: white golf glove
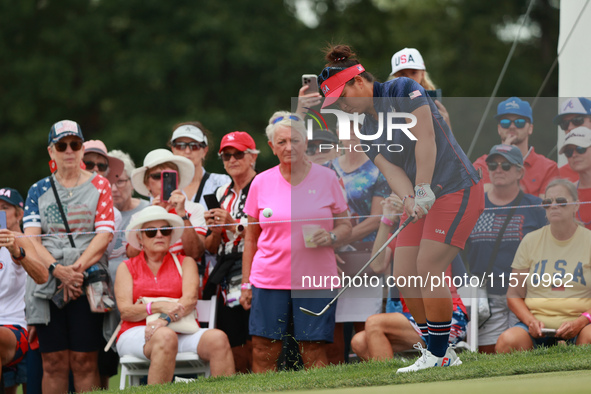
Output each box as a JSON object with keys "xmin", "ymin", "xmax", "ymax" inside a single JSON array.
[{"xmin": 413, "ymin": 183, "xmax": 436, "ymax": 215}]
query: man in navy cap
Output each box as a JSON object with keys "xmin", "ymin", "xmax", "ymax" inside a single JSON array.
[
  {"xmin": 554, "ymin": 97, "xmax": 591, "ymax": 182},
  {"xmin": 473, "ymin": 97, "xmax": 559, "ymax": 197}
]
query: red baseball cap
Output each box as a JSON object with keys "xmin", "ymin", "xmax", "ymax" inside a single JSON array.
[
  {"xmin": 219, "ymin": 131, "xmax": 256, "ymax": 153},
  {"xmin": 320, "ymin": 64, "xmax": 366, "ymax": 108}
]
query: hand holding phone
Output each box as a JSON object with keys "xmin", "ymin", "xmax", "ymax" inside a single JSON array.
[
  {"xmin": 302, "ymin": 74, "xmax": 319, "ymax": 94},
  {"xmin": 541, "ymin": 328, "xmax": 557, "ymax": 337},
  {"xmin": 203, "ymin": 194, "xmax": 221, "ymax": 210},
  {"xmin": 161, "ymin": 170, "xmax": 178, "ymax": 202}
]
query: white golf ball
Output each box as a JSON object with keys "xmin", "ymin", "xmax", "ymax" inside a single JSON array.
[{"xmin": 263, "ymin": 208, "xmax": 273, "ymax": 218}]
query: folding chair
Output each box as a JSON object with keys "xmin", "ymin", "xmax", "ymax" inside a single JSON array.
[
  {"xmin": 119, "ymin": 296, "xmax": 217, "ymax": 389},
  {"xmin": 456, "ymin": 285, "xmax": 479, "ymax": 352}
]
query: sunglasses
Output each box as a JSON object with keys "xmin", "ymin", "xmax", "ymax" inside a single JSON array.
[
  {"xmin": 148, "ymin": 173, "xmax": 162, "ymax": 181},
  {"xmin": 272, "ymin": 115, "xmax": 301, "ymax": 125},
  {"xmin": 306, "ymin": 144, "xmax": 321, "ymax": 156},
  {"xmin": 84, "ymin": 160, "xmax": 109, "ymax": 172},
  {"xmin": 172, "ymin": 141, "xmax": 206, "ymax": 151},
  {"xmin": 559, "ymin": 116, "xmax": 586, "ymax": 131},
  {"xmin": 487, "ymin": 162, "xmax": 517, "ymax": 171},
  {"xmin": 541, "ymin": 197, "xmax": 568, "ymax": 209},
  {"xmin": 219, "ymin": 151, "xmax": 246, "ymax": 161},
  {"xmin": 499, "ymin": 119, "xmax": 528, "ymax": 129},
  {"xmin": 318, "ymin": 66, "xmax": 347, "ymax": 84},
  {"xmin": 563, "ymin": 146, "xmax": 588, "ymax": 158},
  {"xmin": 144, "ymin": 227, "xmax": 173, "ymax": 238},
  {"xmin": 54, "ymin": 141, "xmax": 83, "ymax": 152}
]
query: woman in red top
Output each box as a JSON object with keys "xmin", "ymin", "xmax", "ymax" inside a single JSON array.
[{"xmin": 115, "ymin": 206, "xmax": 234, "ymax": 384}]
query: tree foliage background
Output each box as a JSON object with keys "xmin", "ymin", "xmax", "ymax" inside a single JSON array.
[{"xmin": 0, "ymin": 0, "xmax": 560, "ymax": 194}]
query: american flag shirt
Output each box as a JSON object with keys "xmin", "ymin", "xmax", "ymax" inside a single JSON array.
[{"xmin": 24, "ymin": 173, "xmax": 115, "ymax": 257}]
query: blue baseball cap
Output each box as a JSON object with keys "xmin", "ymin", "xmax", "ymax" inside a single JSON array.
[
  {"xmin": 48, "ymin": 120, "xmax": 84, "ymax": 146},
  {"xmin": 0, "ymin": 187, "xmax": 24, "ymax": 209},
  {"xmin": 553, "ymin": 97, "xmax": 591, "ymax": 125},
  {"xmin": 486, "ymin": 144, "xmax": 523, "ymax": 166},
  {"xmin": 494, "ymin": 97, "xmax": 533, "ymax": 123}
]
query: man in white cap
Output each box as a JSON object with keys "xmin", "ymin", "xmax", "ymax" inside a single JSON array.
[
  {"xmin": 554, "ymin": 97, "xmax": 591, "ymax": 182},
  {"xmin": 559, "ymin": 126, "xmax": 591, "ymax": 230}
]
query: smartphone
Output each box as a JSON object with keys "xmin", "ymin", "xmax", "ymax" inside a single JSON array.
[
  {"xmin": 302, "ymin": 74, "xmax": 319, "ymax": 94},
  {"xmin": 0, "ymin": 211, "xmax": 6, "ymax": 229},
  {"xmin": 541, "ymin": 328, "xmax": 557, "ymax": 337},
  {"xmin": 203, "ymin": 194, "xmax": 221, "ymax": 210},
  {"xmin": 161, "ymin": 170, "xmax": 178, "ymax": 202}
]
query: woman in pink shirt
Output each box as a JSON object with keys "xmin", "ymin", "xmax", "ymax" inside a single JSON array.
[{"xmin": 239, "ymin": 111, "xmax": 352, "ymax": 373}]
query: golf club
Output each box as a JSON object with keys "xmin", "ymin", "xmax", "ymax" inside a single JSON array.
[{"xmin": 300, "ymin": 184, "xmax": 442, "ymax": 317}]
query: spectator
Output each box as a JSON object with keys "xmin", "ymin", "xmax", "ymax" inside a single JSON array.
[
  {"xmin": 472, "ymin": 97, "xmax": 559, "ymax": 197},
  {"xmin": 554, "ymin": 97, "xmax": 591, "ymax": 182},
  {"xmin": 325, "ymin": 117, "xmax": 390, "ymax": 363},
  {"xmin": 130, "ymin": 149, "xmax": 206, "ymax": 260},
  {"xmin": 496, "ymin": 179, "xmax": 591, "ymax": 352},
  {"xmin": 168, "ymin": 122, "xmax": 230, "ymax": 207},
  {"xmin": 82, "ymin": 140, "xmax": 126, "ymax": 389},
  {"xmin": 558, "ymin": 127, "xmax": 591, "ymax": 230},
  {"xmin": 465, "ymin": 145, "xmax": 546, "ymax": 353},
  {"xmin": 115, "ymin": 206, "xmax": 234, "ymax": 384},
  {"xmin": 388, "ymin": 47, "xmax": 451, "ymax": 129},
  {"xmin": 307, "ymin": 129, "xmax": 340, "ymax": 165},
  {"xmin": 239, "ymin": 111, "xmax": 352, "ymax": 373},
  {"xmin": 23, "ymin": 120, "xmax": 114, "ymax": 393},
  {"xmin": 351, "ymin": 194, "xmax": 467, "ymax": 360},
  {"xmin": 202, "ymin": 131, "xmax": 259, "ymax": 373},
  {"xmin": 1, "ymin": 188, "xmax": 48, "ymax": 393},
  {"xmin": 318, "ymin": 45, "xmax": 483, "ymax": 372}
]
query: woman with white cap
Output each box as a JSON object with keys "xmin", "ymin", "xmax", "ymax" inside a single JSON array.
[
  {"xmin": 168, "ymin": 122, "xmax": 230, "ymax": 207},
  {"xmin": 115, "ymin": 206, "xmax": 234, "ymax": 383},
  {"xmin": 130, "ymin": 149, "xmax": 206, "ymax": 260},
  {"xmin": 388, "ymin": 47, "xmax": 451, "ymax": 129}
]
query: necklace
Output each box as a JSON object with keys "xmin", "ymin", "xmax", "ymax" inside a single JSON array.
[{"xmin": 57, "ymin": 172, "xmax": 82, "ymax": 198}]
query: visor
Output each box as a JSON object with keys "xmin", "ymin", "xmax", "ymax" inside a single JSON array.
[{"xmin": 320, "ymin": 64, "xmax": 365, "ymax": 108}]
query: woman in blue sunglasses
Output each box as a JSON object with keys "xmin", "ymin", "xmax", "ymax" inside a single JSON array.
[{"xmin": 318, "ymin": 44, "xmax": 484, "ymax": 372}]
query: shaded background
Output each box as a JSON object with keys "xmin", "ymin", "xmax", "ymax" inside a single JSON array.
[{"xmin": 0, "ymin": 0, "xmax": 560, "ymax": 194}]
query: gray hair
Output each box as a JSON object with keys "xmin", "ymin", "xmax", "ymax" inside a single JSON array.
[
  {"xmin": 545, "ymin": 178, "xmax": 578, "ymax": 201},
  {"xmin": 265, "ymin": 111, "xmax": 306, "ymax": 143},
  {"xmin": 108, "ymin": 149, "xmax": 136, "ymax": 178}
]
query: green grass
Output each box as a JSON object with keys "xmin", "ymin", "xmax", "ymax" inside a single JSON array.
[{"xmin": 98, "ymin": 345, "xmax": 591, "ymax": 393}]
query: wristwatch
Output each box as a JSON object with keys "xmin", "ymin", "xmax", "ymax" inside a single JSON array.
[
  {"xmin": 12, "ymin": 246, "xmax": 26, "ymax": 261},
  {"xmin": 159, "ymin": 313, "xmax": 172, "ymax": 325},
  {"xmin": 329, "ymin": 232, "xmax": 337, "ymax": 244},
  {"xmin": 48, "ymin": 262, "xmax": 59, "ymax": 276}
]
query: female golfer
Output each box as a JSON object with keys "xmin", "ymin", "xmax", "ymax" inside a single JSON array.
[{"xmin": 318, "ymin": 45, "xmax": 484, "ymax": 372}]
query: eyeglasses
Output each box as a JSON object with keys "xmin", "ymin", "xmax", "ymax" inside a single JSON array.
[
  {"xmin": 219, "ymin": 151, "xmax": 246, "ymax": 161},
  {"xmin": 54, "ymin": 141, "xmax": 83, "ymax": 152},
  {"xmin": 318, "ymin": 66, "xmax": 347, "ymax": 84},
  {"xmin": 148, "ymin": 173, "xmax": 162, "ymax": 181},
  {"xmin": 272, "ymin": 115, "xmax": 301, "ymax": 125},
  {"xmin": 172, "ymin": 141, "xmax": 206, "ymax": 151},
  {"xmin": 143, "ymin": 227, "xmax": 173, "ymax": 238},
  {"xmin": 541, "ymin": 197, "xmax": 568, "ymax": 209},
  {"xmin": 306, "ymin": 144, "xmax": 321, "ymax": 156},
  {"xmin": 563, "ymin": 146, "xmax": 588, "ymax": 158},
  {"xmin": 559, "ymin": 116, "xmax": 586, "ymax": 131},
  {"xmin": 84, "ymin": 160, "xmax": 109, "ymax": 172},
  {"xmin": 487, "ymin": 162, "xmax": 517, "ymax": 171},
  {"xmin": 113, "ymin": 178, "xmax": 130, "ymax": 188},
  {"xmin": 499, "ymin": 119, "xmax": 528, "ymax": 129}
]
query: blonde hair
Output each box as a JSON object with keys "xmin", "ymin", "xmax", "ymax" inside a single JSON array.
[
  {"xmin": 545, "ymin": 178, "xmax": 578, "ymax": 201},
  {"xmin": 265, "ymin": 111, "xmax": 306, "ymax": 142},
  {"xmin": 388, "ymin": 70, "xmax": 436, "ymax": 90}
]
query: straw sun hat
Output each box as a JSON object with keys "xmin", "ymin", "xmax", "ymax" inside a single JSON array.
[
  {"xmin": 131, "ymin": 149, "xmax": 195, "ymax": 197},
  {"xmin": 125, "ymin": 205, "xmax": 184, "ymax": 250}
]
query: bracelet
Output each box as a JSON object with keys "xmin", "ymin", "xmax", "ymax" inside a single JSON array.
[
  {"xmin": 241, "ymin": 283, "xmax": 252, "ymax": 290},
  {"xmin": 381, "ymin": 216, "xmax": 395, "ymax": 227},
  {"xmin": 159, "ymin": 313, "xmax": 172, "ymax": 325},
  {"xmin": 146, "ymin": 302, "xmax": 153, "ymax": 315},
  {"xmin": 402, "ymin": 195, "xmax": 415, "ymax": 205},
  {"xmin": 582, "ymin": 312, "xmax": 591, "ymax": 324}
]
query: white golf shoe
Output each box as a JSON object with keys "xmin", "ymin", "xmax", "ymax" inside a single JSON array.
[{"xmin": 396, "ymin": 343, "xmax": 462, "ymax": 373}]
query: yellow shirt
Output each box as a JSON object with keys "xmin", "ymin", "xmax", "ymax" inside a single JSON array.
[{"xmin": 512, "ymin": 225, "xmax": 591, "ymax": 328}]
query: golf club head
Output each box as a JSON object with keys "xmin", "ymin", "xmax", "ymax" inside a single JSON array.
[{"xmin": 299, "ymin": 304, "xmax": 332, "ymax": 317}]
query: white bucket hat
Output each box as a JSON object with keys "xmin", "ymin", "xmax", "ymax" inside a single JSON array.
[
  {"xmin": 130, "ymin": 149, "xmax": 195, "ymax": 197},
  {"xmin": 125, "ymin": 205, "xmax": 184, "ymax": 250}
]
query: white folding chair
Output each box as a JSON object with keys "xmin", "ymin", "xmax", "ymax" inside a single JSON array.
[
  {"xmin": 119, "ymin": 296, "xmax": 217, "ymax": 389},
  {"xmin": 456, "ymin": 285, "xmax": 479, "ymax": 352}
]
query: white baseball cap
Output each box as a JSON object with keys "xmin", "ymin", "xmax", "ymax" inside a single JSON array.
[
  {"xmin": 171, "ymin": 125, "xmax": 208, "ymax": 145},
  {"xmin": 559, "ymin": 126, "xmax": 591, "ymax": 154},
  {"xmin": 390, "ymin": 48, "xmax": 426, "ymax": 76}
]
